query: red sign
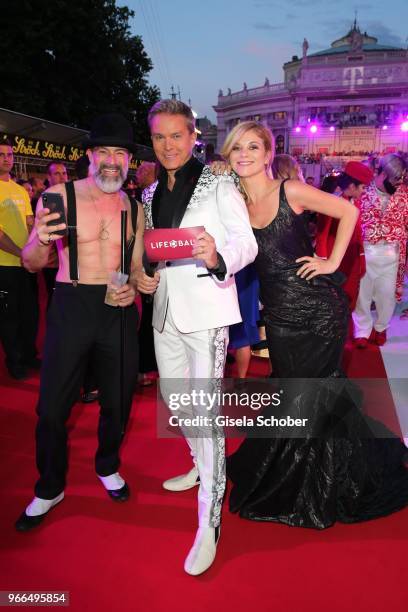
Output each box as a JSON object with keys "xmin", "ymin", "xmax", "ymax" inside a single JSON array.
[{"xmin": 144, "ymin": 226, "xmax": 205, "ymax": 262}]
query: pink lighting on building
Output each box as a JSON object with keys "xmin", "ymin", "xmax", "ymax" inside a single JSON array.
[
  {"xmin": 401, "ymin": 121, "xmax": 408, "ymax": 132},
  {"xmin": 215, "ymin": 25, "xmax": 408, "ymax": 155}
]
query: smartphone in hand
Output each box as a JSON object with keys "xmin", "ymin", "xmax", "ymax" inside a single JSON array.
[{"xmin": 42, "ymin": 192, "xmax": 68, "ymax": 236}]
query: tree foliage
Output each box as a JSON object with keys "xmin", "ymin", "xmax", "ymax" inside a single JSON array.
[{"xmin": 0, "ymin": 0, "xmax": 160, "ymax": 143}]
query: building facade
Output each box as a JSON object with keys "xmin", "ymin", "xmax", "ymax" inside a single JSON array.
[
  {"xmin": 214, "ymin": 23, "xmax": 408, "ymax": 164},
  {"xmin": 196, "ymin": 116, "xmax": 218, "ymax": 150}
]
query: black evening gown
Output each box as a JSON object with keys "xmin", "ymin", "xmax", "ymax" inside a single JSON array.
[{"xmin": 227, "ymin": 180, "xmax": 408, "ymax": 529}]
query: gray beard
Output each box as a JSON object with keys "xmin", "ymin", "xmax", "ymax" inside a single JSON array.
[
  {"xmin": 94, "ymin": 173, "xmax": 124, "ymax": 193},
  {"xmin": 89, "ymin": 161, "xmax": 127, "ymax": 194}
]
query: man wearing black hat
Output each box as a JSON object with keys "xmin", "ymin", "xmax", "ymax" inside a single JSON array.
[{"xmin": 15, "ymin": 114, "xmax": 143, "ymax": 531}]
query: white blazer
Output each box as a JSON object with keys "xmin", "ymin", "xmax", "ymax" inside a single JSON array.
[{"xmin": 143, "ymin": 167, "xmax": 258, "ymax": 333}]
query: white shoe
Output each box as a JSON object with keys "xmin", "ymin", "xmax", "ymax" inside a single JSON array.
[
  {"xmin": 26, "ymin": 492, "xmax": 65, "ymax": 516},
  {"xmin": 184, "ymin": 526, "xmax": 220, "ymax": 576},
  {"xmin": 162, "ymin": 467, "xmax": 199, "ymax": 491},
  {"xmin": 97, "ymin": 472, "xmax": 125, "ymax": 491}
]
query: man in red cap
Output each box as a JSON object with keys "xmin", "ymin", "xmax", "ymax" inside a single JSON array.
[{"xmin": 316, "ymin": 161, "xmax": 373, "ymax": 312}]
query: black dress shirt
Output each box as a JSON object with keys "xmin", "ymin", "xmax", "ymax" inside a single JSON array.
[{"xmin": 154, "ymin": 156, "xmax": 226, "ymax": 278}]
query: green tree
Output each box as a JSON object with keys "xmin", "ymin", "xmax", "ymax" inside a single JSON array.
[{"xmin": 0, "ymin": 0, "xmax": 160, "ymax": 144}]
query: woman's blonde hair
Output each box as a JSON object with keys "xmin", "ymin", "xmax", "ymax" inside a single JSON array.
[
  {"xmin": 272, "ymin": 154, "xmax": 304, "ymax": 181},
  {"xmin": 221, "ymin": 121, "xmax": 275, "ymax": 178}
]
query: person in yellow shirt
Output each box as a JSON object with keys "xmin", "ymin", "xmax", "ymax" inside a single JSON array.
[{"xmin": 0, "ymin": 140, "xmax": 39, "ymax": 379}]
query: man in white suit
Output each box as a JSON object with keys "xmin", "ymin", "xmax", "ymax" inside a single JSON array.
[{"xmin": 137, "ymin": 99, "xmax": 257, "ymax": 575}]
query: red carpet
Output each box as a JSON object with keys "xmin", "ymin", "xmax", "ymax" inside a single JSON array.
[
  {"xmin": 342, "ymin": 339, "xmax": 403, "ymax": 435},
  {"xmin": 0, "ymin": 316, "xmax": 407, "ymax": 611}
]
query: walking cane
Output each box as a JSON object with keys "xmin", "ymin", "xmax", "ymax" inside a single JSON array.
[{"xmin": 120, "ymin": 209, "xmax": 128, "ymax": 435}]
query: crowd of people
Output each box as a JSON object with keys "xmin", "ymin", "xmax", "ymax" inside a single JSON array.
[
  {"xmin": 299, "ymin": 109, "xmax": 405, "ymax": 129},
  {"xmin": 1, "ymin": 102, "xmax": 407, "ymax": 578},
  {"xmin": 317, "ymin": 153, "xmax": 408, "ymax": 339},
  {"xmin": 295, "ymin": 150, "xmax": 408, "ymax": 165}
]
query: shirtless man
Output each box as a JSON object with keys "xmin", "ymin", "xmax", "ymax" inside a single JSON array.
[{"xmin": 15, "ymin": 114, "xmax": 143, "ymax": 531}]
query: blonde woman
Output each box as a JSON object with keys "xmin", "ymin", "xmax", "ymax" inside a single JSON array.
[{"xmin": 221, "ymin": 121, "xmax": 408, "ymax": 528}]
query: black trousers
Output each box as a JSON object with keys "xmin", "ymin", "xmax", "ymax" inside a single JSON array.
[
  {"xmin": 42, "ymin": 267, "xmax": 58, "ymax": 309},
  {"xmin": 0, "ymin": 266, "xmax": 38, "ymax": 368},
  {"xmin": 35, "ymin": 283, "xmax": 139, "ymax": 499},
  {"xmin": 138, "ymin": 294, "xmax": 157, "ymax": 374}
]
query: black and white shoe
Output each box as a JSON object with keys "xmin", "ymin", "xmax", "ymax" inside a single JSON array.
[
  {"xmin": 15, "ymin": 493, "xmax": 65, "ymax": 532},
  {"xmin": 98, "ymin": 472, "xmax": 130, "ymax": 502}
]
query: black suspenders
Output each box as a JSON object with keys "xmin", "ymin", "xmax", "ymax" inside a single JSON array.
[
  {"xmin": 65, "ymin": 181, "xmax": 78, "ymax": 285},
  {"xmin": 126, "ymin": 196, "xmax": 138, "ymax": 276},
  {"xmin": 64, "ymin": 182, "xmax": 138, "ymax": 284}
]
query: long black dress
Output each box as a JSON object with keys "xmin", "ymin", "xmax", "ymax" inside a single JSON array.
[{"xmin": 227, "ymin": 180, "xmax": 408, "ymax": 529}]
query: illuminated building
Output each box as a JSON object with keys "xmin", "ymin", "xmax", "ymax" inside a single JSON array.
[{"xmin": 214, "ymin": 22, "xmax": 408, "ymax": 161}]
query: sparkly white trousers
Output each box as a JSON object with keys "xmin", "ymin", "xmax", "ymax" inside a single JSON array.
[
  {"xmin": 352, "ymin": 243, "xmax": 399, "ymax": 337},
  {"xmin": 154, "ymin": 303, "xmax": 228, "ymax": 527}
]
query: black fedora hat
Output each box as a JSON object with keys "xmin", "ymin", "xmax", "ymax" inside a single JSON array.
[{"xmin": 83, "ymin": 113, "xmax": 137, "ymax": 152}]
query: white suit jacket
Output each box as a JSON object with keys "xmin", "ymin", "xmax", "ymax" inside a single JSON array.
[{"xmin": 143, "ymin": 165, "xmax": 258, "ymax": 333}]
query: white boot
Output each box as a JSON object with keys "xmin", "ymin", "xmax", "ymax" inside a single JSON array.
[
  {"xmin": 184, "ymin": 526, "xmax": 220, "ymax": 576},
  {"xmin": 162, "ymin": 466, "xmax": 199, "ymax": 491}
]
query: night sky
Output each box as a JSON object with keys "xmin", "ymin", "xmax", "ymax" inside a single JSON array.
[{"xmin": 120, "ymin": 0, "xmax": 408, "ymax": 120}]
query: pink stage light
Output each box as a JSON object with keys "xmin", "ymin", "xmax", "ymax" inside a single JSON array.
[
  {"xmin": 382, "ymin": 125, "xmax": 388, "ymax": 130},
  {"xmin": 309, "ymin": 125, "xmax": 318, "ymax": 134},
  {"xmin": 329, "ymin": 126, "xmax": 335, "ymax": 132},
  {"xmin": 294, "ymin": 126, "xmax": 301, "ymax": 133},
  {"xmin": 401, "ymin": 121, "xmax": 408, "ymax": 132}
]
